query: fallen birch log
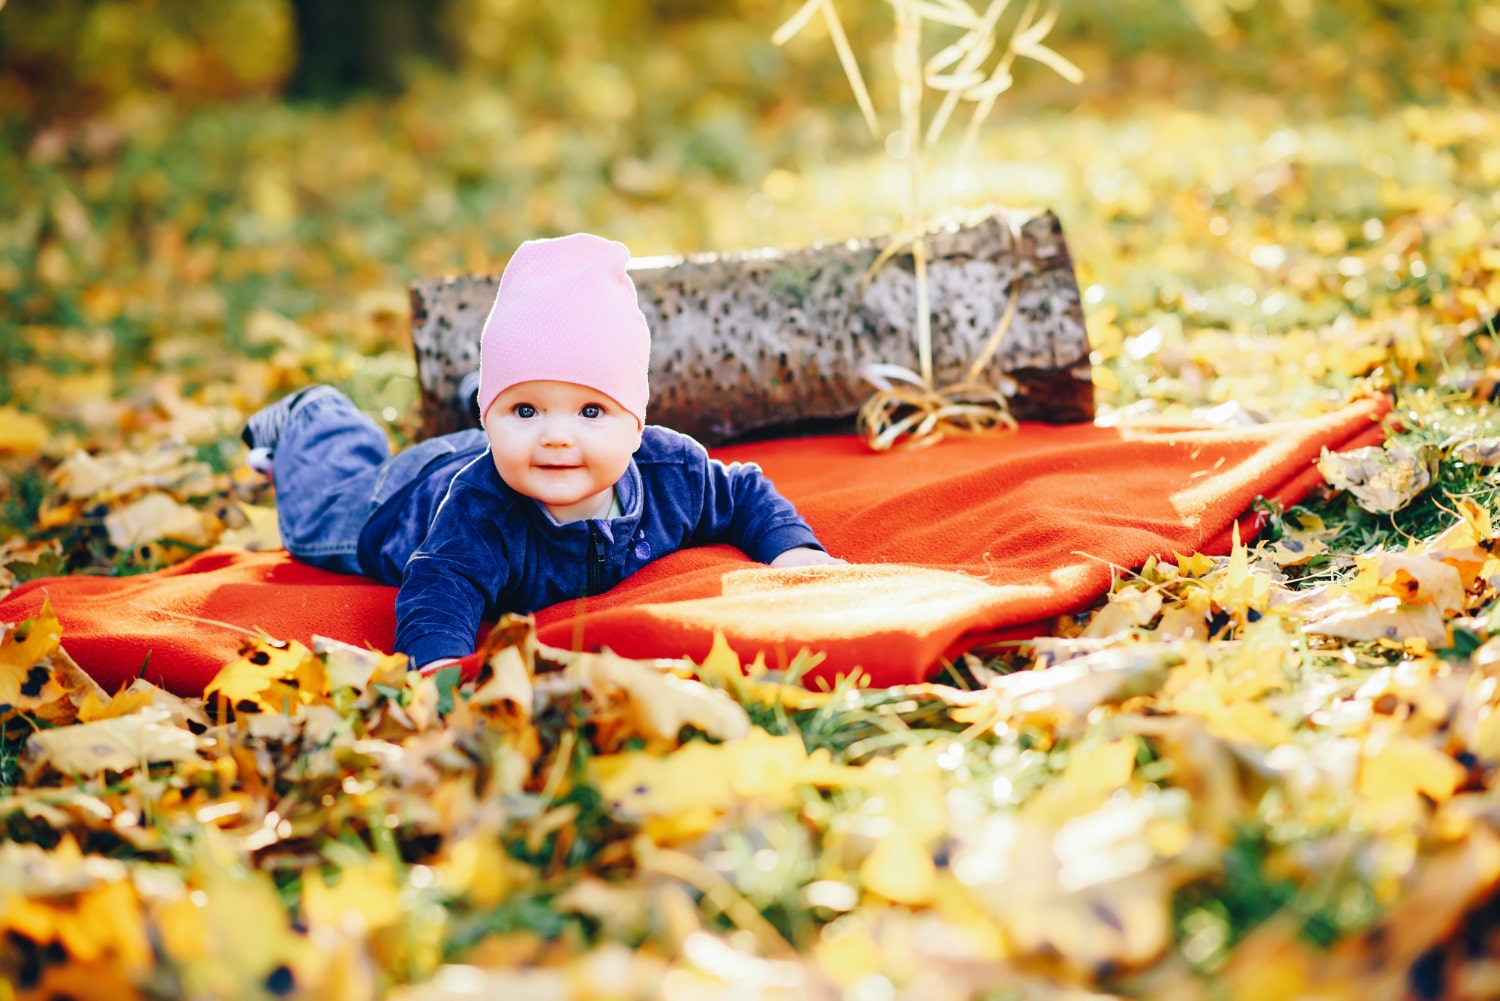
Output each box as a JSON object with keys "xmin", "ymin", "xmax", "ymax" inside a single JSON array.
[{"xmin": 410, "ymin": 207, "xmax": 1091, "ymax": 444}]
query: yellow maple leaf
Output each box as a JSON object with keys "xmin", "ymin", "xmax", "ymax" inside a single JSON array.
[
  {"xmin": 1214, "ymin": 618, "xmax": 1291, "ymax": 702},
  {"xmin": 861, "ymin": 825, "xmax": 937, "ymax": 904},
  {"xmin": 1428, "ymin": 497, "xmax": 1493, "ymax": 549},
  {"xmin": 1162, "ymin": 644, "xmax": 1212, "ymax": 702},
  {"xmin": 1214, "ymin": 523, "xmax": 1271, "ymax": 618},
  {"xmin": 1359, "ymin": 733, "xmax": 1466, "ymax": 806},
  {"xmin": 696, "ymin": 628, "xmax": 745, "ymax": 690},
  {"xmin": 0, "ymin": 406, "xmax": 48, "ymax": 454},
  {"xmin": 1218, "ymin": 920, "xmax": 1320, "ymax": 1001},
  {"xmin": 1358, "ymin": 552, "xmax": 1465, "ymax": 613},
  {"xmin": 302, "ymin": 857, "xmax": 404, "ymax": 933},
  {"xmin": 436, "ymin": 834, "xmax": 532, "ymax": 909},
  {"xmin": 62, "ymin": 877, "xmax": 153, "ymax": 969},
  {"xmin": 1023, "ymin": 737, "xmax": 1139, "ymax": 828},
  {"xmin": 159, "ymin": 835, "xmax": 317, "ymax": 997},
  {"xmin": 592, "ymin": 727, "xmax": 858, "ymax": 835},
  {"xmin": 858, "ymin": 745, "xmax": 950, "ymax": 905},
  {"xmin": 77, "ymin": 685, "xmax": 156, "ymax": 723},
  {"xmin": 814, "ymin": 919, "xmax": 885, "ymax": 988},
  {"xmin": 1170, "ymin": 677, "xmax": 1294, "ymax": 747},
  {"xmin": 204, "ymin": 637, "xmax": 327, "ymax": 717},
  {"xmin": 0, "ymin": 600, "xmax": 67, "ymax": 711},
  {"xmin": 2, "ymin": 878, "xmax": 152, "ymax": 972},
  {"xmin": 1175, "ymin": 551, "xmax": 1218, "ymax": 577},
  {"xmin": 1206, "ymin": 700, "xmax": 1295, "ymax": 746}
]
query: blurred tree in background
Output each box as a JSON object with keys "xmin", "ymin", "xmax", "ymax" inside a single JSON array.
[{"xmin": 285, "ymin": 0, "xmax": 453, "ymax": 99}]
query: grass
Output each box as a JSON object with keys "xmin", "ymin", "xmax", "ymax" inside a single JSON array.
[{"xmin": 0, "ymin": 723, "xmax": 22, "ymax": 790}]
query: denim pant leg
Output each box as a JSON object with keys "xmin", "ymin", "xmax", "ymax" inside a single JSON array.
[
  {"xmin": 272, "ymin": 387, "xmax": 391, "ymax": 575},
  {"xmin": 362, "ymin": 429, "xmax": 490, "ymax": 584}
]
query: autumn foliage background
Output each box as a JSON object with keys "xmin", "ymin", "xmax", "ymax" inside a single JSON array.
[{"xmin": 4, "ymin": 1, "xmax": 1500, "ymax": 1000}]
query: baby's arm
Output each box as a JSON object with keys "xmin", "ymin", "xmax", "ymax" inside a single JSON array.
[
  {"xmin": 394, "ymin": 484, "xmax": 512, "ymax": 671},
  {"xmin": 397, "ymin": 554, "xmax": 501, "ymax": 670},
  {"xmin": 691, "ymin": 443, "xmax": 841, "ymax": 564}
]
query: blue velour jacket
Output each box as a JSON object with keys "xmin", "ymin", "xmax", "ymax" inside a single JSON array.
[{"xmin": 386, "ymin": 425, "xmax": 822, "ymax": 668}]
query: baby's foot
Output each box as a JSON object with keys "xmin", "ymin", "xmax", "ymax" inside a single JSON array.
[
  {"xmin": 240, "ymin": 385, "xmax": 336, "ymax": 476},
  {"xmin": 245, "ymin": 447, "xmax": 276, "ymax": 479}
]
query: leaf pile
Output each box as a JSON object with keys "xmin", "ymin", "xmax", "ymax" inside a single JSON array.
[{"xmin": 13, "ymin": 494, "xmax": 1500, "ymax": 999}]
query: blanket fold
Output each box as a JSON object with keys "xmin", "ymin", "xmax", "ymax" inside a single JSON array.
[{"xmin": 0, "ymin": 399, "xmax": 1387, "ymax": 693}]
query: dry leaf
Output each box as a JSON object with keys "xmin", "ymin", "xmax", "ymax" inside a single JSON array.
[
  {"xmin": 216, "ymin": 502, "xmax": 282, "ymax": 551},
  {"xmin": 25, "ymin": 707, "xmax": 199, "ymax": 774},
  {"xmin": 954, "ymin": 809, "xmax": 1195, "ymax": 972},
  {"xmin": 1317, "ymin": 439, "xmax": 1440, "ymax": 514},
  {"xmin": 572, "ymin": 649, "xmax": 750, "ymax": 747},
  {"xmin": 1449, "ymin": 435, "xmax": 1500, "ymax": 466},
  {"xmin": 986, "ymin": 643, "xmax": 1180, "ymax": 724},
  {"xmin": 1302, "ymin": 596, "xmax": 1450, "ymax": 647},
  {"xmin": 1083, "ymin": 587, "xmax": 1163, "ymax": 638},
  {"xmin": 469, "ymin": 645, "xmax": 534, "ymax": 721},
  {"xmin": 104, "ymin": 491, "xmax": 215, "ymax": 549},
  {"xmin": 315, "ymin": 634, "xmax": 409, "ymax": 692}
]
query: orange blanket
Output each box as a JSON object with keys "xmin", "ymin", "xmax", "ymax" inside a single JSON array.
[{"xmin": 0, "ymin": 399, "xmax": 1386, "ymax": 695}]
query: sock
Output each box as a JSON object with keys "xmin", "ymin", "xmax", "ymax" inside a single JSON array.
[
  {"xmin": 245, "ymin": 447, "xmax": 275, "ymax": 477},
  {"xmin": 241, "ymin": 385, "xmax": 335, "ymax": 452}
]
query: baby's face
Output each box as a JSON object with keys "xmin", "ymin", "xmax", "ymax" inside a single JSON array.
[{"xmin": 484, "ymin": 379, "xmax": 643, "ymax": 523}]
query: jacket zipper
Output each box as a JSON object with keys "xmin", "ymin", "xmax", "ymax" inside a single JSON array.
[{"xmin": 586, "ymin": 521, "xmax": 608, "ymax": 596}]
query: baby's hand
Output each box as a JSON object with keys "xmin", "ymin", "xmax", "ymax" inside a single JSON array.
[
  {"xmin": 417, "ymin": 656, "xmax": 462, "ymax": 677},
  {"xmin": 770, "ymin": 546, "xmax": 848, "ymax": 568}
]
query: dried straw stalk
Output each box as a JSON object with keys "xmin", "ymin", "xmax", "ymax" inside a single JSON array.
[{"xmin": 773, "ymin": 0, "xmax": 1083, "ymax": 449}]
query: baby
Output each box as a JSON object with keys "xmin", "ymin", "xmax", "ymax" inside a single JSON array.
[{"xmin": 242, "ymin": 233, "xmax": 841, "ymax": 671}]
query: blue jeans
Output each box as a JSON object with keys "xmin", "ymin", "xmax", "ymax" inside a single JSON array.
[{"xmin": 268, "ymin": 387, "xmax": 486, "ymax": 578}]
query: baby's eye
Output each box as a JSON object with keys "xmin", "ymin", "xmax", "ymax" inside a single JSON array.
[
  {"xmin": 580, "ymin": 404, "xmax": 603, "ymax": 419},
  {"xmin": 512, "ymin": 403, "xmax": 537, "ymax": 418}
]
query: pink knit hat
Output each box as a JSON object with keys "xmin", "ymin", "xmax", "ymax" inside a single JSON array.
[{"xmin": 477, "ymin": 233, "xmax": 651, "ymax": 427}]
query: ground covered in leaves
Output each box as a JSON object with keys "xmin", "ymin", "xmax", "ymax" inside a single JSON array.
[{"xmin": 6, "ymin": 8, "xmax": 1500, "ymax": 999}]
